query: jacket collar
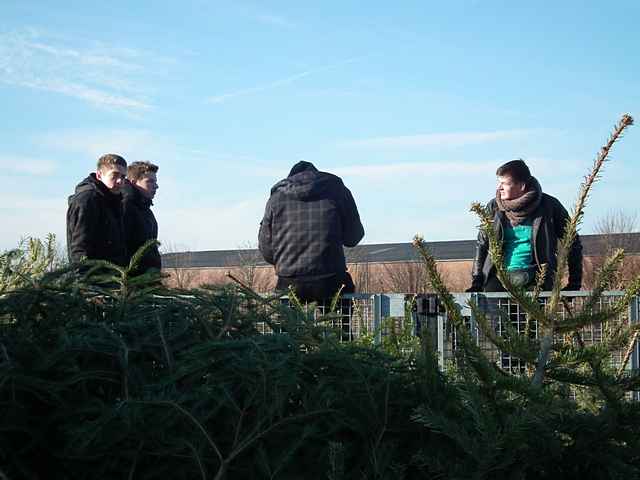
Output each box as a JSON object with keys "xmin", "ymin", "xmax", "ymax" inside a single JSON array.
[
  {"xmin": 87, "ymin": 173, "xmax": 122, "ymax": 203},
  {"xmin": 123, "ymin": 181, "xmax": 153, "ymax": 207}
]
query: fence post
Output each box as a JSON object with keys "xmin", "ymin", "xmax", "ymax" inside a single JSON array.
[
  {"xmin": 373, "ymin": 294, "xmax": 382, "ymax": 345},
  {"xmin": 630, "ymin": 296, "xmax": 639, "ymax": 401},
  {"xmin": 437, "ymin": 301, "xmax": 446, "ymax": 368}
]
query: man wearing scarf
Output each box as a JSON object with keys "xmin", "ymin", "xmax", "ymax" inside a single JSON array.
[{"xmin": 468, "ymin": 159, "xmax": 582, "ymax": 292}]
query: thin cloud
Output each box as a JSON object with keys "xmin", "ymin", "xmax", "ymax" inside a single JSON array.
[
  {"xmin": 158, "ymin": 198, "xmax": 267, "ymax": 251},
  {"xmin": 0, "ymin": 193, "xmax": 67, "ymax": 251},
  {"xmin": 0, "ymin": 29, "xmax": 154, "ymax": 112},
  {"xmin": 239, "ymin": 160, "xmax": 499, "ymax": 184},
  {"xmin": 22, "ymin": 40, "xmax": 140, "ymax": 70},
  {"xmin": 37, "ymin": 127, "xmax": 271, "ymax": 187},
  {"xmin": 238, "ymin": 4, "xmax": 296, "ymax": 29},
  {"xmin": 255, "ymin": 13, "xmax": 296, "ymax": 28},
  {"xmin": 339, "ymin": 130, "xmax": 535, "ymax": 149},
  {"xmin": 0, "ymin": 156, "xmax": 57, "ymax": 176},
  {"xmin": 21, "ymin": 78, "xmax": 151, "ymax": 110},
  {"xmin": 207, "ymin": 55, "xmax": 370, "ymax": 104},
  {"xmin": 333, "ymin": 161, "xmax": 497, "ymax": 180},
  {"xmin": 39, "ymin": 129, "xmax": 169, "ymax": 160},
  {"xmin": 37, "ymin": 128, "xmax": 209, "ymax": 181}
]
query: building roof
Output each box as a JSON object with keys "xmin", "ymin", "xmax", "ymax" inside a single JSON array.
[{"xmin": 162, "ymin": 232, "xmax": 640, "ymax": 269}]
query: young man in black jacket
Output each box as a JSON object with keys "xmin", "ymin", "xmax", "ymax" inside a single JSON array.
[
  {"xmin": 468, "ymin": 159, "xmax": 582, "ymax": 292},
  {"xmin": 122, "ymin": 161, "xmax": 161, "ymax": 273},
  {"xmin": 67, "ymin": 154, "xmax": 128, "ymax": 266},
  {"xmin": 259, "ymin": 161, "xmax": 365, "ymax": 302}
]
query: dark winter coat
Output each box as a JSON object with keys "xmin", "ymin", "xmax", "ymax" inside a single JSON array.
[
  {"xmin": 122, "ymin": 182, "xmax": 161, "ymax": 273},
  {"xmin": 470, "ymin": 193, "xmax": 583, "ymax": 291},
  {"xmin": 66, "ymin": 174, "xmax": 127, "ymax": 266},
  {"xmin": 258, "ymin": 162, "xmax": 364, "ymax": 279}
]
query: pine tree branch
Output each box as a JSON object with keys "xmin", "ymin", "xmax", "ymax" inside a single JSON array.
[
  {"xmin": 533, "ymin": 114, "xmax": 634, "ymax": 388},
  {"xmin": 413, "ymin": 236, "xmax": 499, "ymax": 386},
  {"xmin": 583, "ymin": 249, "xmax": 625, "ymax": 313},
  {"xmin": 617, "ymin": 331, "xmax": 639, "ymax": 379},
  {"xmin": 470, "ymin": 301, "xmax": 539, "ymax": 365},
  {"xmin": 469, "ymin": 203, "xmax": 548, "ymax": 328}
]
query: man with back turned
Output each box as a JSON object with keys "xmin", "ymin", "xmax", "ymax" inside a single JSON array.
[{"xmin": 259, "ymin": 161, "xmax": 364, "ymax": 302}]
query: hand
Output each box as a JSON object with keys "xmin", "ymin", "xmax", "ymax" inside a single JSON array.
[
  {"xmin": 465, "ymin": 285, "xmax": 482, "ymax": 293},
  {"xmin": 562, "ymin": 284, "xmax": 581, "ymax": 292}
]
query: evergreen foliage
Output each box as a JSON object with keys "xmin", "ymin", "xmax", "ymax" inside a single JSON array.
[
  {"xmin": 0, "ymin": 234, "xmax": 64, "ymax": 294},
  {"xmin": 2, "ymin": 245, "xmax": 639, "ymax": 479},
  {"xmin": 0, "ymin": 241, "xmax": 442, "ymax": 479},
  {"xmin": 1, "ymin": 115, "xmax": 638, "ymax": 479}
]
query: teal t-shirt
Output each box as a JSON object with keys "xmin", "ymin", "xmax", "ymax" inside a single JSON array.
[{"xmin": 503, "ymin": 221, "xmax": 533, "ymax": 271}]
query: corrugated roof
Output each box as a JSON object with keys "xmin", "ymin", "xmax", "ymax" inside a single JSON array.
[{"xmin": 161, "ymin": 233, "xmax": 640, "ymax": 269}]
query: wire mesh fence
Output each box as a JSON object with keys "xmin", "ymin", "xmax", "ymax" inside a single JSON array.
[
  {"xmin": 257, "ymin": 291, "xmax": 637, "ymax": 375},
  {"xmin": 247, "ymin": 291, "xmax": 639, "ymax": 387},
  {"xmin": 441, "ymin": 292, "xmax": 636, "ymax": 375},
  {"xmin": 254, "ymin": 293, "xmax": 408, "ymax": 342}
]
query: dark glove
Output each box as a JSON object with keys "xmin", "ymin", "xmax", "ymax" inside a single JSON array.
[
  {"xmin": 562, "ymin": 283, "xmax": 581, "ymax": 292},
  {"xmin": 466, "ymin": 285, "xmax": 482, "ymax": 293}
]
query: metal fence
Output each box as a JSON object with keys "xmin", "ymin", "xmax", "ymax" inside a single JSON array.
[
  {"xmin": 417, "ymin": 291, "xmax": 639, "ymax": 374},
  {"xmin": 265, "ymin": 293, "xmax": 406, "ymax": 341},
  {"xmin": 272, "ymin": 291, "xmax": 639, "ymax": 380}
]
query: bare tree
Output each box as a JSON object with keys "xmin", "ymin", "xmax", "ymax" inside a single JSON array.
[
  {"xmin": 347, "ymin": 246, "xmax": 459, "ymax": 294},
  {"xmin": 381, "ymin": 261, "xmax": 428, "ymax": 293},
  {"xmin": 585, "ymin": 209, "xmax": 640, "ymax": 289},
  {"xmin": 232, "ymin": 241, "xmax": 274, "ymax": 292},
  {"xmin": 345, "ymin": 245, "xmax": 372, "ymax": 292},
  {"xmin": 161, "ymin": 242, "xmax": 197, "ymax": 289},
  {"xmin": 380, "ymin": 261, "xmax": 458, "ymax": 293},
  {"xmin": 595, "ymin": 210, "xmax": 638, "ymax": 238}
]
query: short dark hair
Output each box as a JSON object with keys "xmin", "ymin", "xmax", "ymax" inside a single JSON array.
[
  {"xmin": 127, "ymin": 161, "xmax": 159, "ymax": 182},
  {"xmin": 496, "ymin": 159, "xmax": 531, "ymax": 184},
  {"xmin": 97, "ymin": 154, "xmax": 127, "ymax": 171}
]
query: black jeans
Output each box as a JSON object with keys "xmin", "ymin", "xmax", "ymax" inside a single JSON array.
[
  {"xmin": 484, "ymin": 274, "xmax": 509, "ymax": 292},
  {"xmin": 276, "ymin": 272, "xmax": 355, "ymax": 303}
]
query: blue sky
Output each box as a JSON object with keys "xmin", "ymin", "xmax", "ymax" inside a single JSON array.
[{"xmin": 1, "ymin": 1, "xmax": 638, "ymax": 252}]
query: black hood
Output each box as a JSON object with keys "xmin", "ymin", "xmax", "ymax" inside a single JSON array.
[
  {"xmin": 288, "ymin": 160, "xmax": 317, "ymax": 177},
  {"xmin": 271, "ymin": 162, "xmax": 341, "ymax": 201},
  {"xmin": 69, "ymin": 173, "xmax": 120, "ymax": 205},
  {"xmin": 121, "ymin": 180, "xmax": 153, "ymax": 207}
]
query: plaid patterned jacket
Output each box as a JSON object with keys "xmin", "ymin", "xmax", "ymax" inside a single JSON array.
[{"xmin": 259, "ymin": 168, "xmax": 364, "ymax": 278}]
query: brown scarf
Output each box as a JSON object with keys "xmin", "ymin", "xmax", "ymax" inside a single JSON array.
[{"xmin": 495, "ymin": 176, "xmax": 542, "ymax": 226}]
